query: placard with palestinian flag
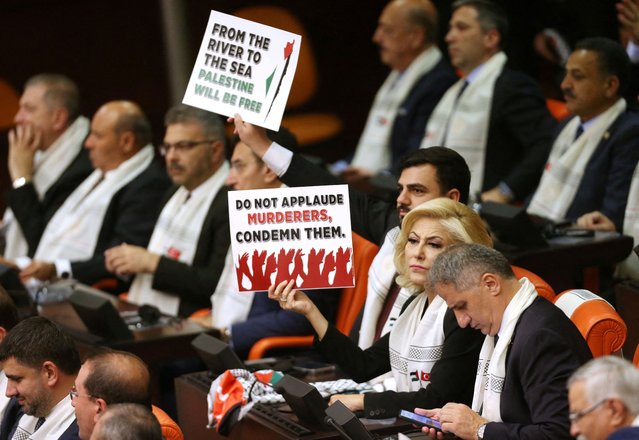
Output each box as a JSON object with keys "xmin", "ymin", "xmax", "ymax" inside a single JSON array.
[{"xmin": 183, "ymin": 10, "xmax": 301, "ymax": 131}]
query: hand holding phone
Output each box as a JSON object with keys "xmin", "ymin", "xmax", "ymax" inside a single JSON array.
[
  {"xmin": 399, "ymin": 410, "xmax": 457, "ymax": 438},
  {"xmin": 398, "ymin": 409, "xmax": 442, "ymax": 431}
]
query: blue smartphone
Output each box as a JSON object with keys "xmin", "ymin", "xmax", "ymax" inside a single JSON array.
[{"xmin": 398, "ymin": 410, "xmax": 442, "ymax": 431}]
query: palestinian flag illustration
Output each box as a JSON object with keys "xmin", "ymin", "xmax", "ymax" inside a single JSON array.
[{"xmin": 265, "ymin": 40, "xmax": 295, "ymax": 119}]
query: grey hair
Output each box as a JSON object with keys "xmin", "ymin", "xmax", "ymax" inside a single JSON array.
[
  {"xmin": 25, "ymin": 73, "xmax": 81, "ymax": 121},
  {"xmin": 428, "ymin": 243, "xmax": 514, "ymax": 292},
  {"xmin": 164, "ymin": 104, "xmax": 226, "ymax": 149},
  {"xmin": 92, "ymin": 403, "xmax": 162, "ymax": 440},
  {"xmin": 568, "ymin": 356, "xmax": 639, "ymax": 414}
]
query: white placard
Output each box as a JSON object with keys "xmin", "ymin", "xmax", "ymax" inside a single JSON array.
[
  {"xmin": 228, "ymin": 185, "xmax": 354, "ymax": 292},
  {"xmin": 183, "ymin": 10, "xmax": 301, "ymax": 131}
]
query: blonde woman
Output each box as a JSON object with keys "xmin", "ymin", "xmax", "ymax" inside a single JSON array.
[{"xmin": 270, "ymin": 198, "xmax": 492, "ymax": 418}]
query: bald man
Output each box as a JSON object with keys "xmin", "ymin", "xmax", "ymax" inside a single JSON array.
[
  {"xmin": 345, "ymin": 0, "xmax": 456, "ymax": 181},
  {"xmin": 72, "ymin": 350, "xmax": 152, "ymax": 440},
  {"xmin": 8, "ymin": 101, "xmax": 170, "ymax": 287}
]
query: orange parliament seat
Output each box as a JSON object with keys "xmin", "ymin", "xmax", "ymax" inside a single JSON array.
[
  {"xmin": 633, "ymin": 344, "xmax": 639, "ymax": 367},
  {"xmin": 152, "ymin": 405, "xmax": 184, "ymax": 440},
  {"xmin": 0, "ymin": 79, "xmax": 19, "ymax": 130},
  {"xmin": 247, "ymin": 233, "xmax": 379, "ymax": 360},
  {"xmin": 546, "ymin": 98, "xmax": 570, "ymax": 121},
  {"xmin": 553, "ymin": 289, "xmax": 627, "ymax": 357},
  {"xmin": 233, "ymin": 6, "xmax": 342, "ymax": 146},
  {"xmin": 511, "ymin": 265, "xmax": 555, "ymax": 301}
]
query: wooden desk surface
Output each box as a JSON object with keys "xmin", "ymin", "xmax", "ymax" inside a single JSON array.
[{"xmin": 506, "ymin": 232, "xmax": 633, "ymax": 293}]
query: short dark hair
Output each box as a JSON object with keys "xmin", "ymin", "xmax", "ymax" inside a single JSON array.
[
  {"xmin": 452, "ymin": 0, "xmax": 508, "ymax": 45},
  {"xmin": 0, "ymin": 287, "xmax": 18, "ymax": 332},
  {"xmin": 165, "ymin": 104, "xmax": 226, "ymax": 150},
  {"xmin": 83, "ymin": 349, "xmax": 151, "ymax": 407},
  {"xmin": 93, "ymin": 403, "xmax": 162, "ymax": 440},
  {"xmin": 428, "ymin": 243, "xmax": 514, "ymax": 291},
  {"xmin": 25, "ymin": 73, "xmax": 81, "ymax": 122},
  {"xmin": 575, "ymin": 37, "xmax": 630, "ymax": 97},
  {"xmin": 230, "ymin": 126, "xmax": 298, "ymax": 161},
  {"xmin": 400, "ymin": 146, "xmax": 471, "ymax": 204},
  {"xmin": 0, "ymin": 316, "xmax": 80, "ymax": 375}
]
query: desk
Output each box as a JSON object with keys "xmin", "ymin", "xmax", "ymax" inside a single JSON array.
[
  {"xmin": 175, "ymin": 372, "xmax": 413, "ymax": 440},
  {"xmin": 39, "ymin": 296, "xmax": 206, "ymax": 403},
  {"xmin": 506, "ymin": 232, "xmax": 633, "ymax": 294}
]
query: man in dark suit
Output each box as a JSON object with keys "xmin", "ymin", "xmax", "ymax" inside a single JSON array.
[
  {"xmin": 416, "ymin": 244, "xmax": 591, "ymax": 440},
  {"xmin": 3, "ymin": 74, "xmax": 92, "ymax": 259},
  {"xmin": 421, "ymin": 0, "xmax": 556, "ymax": 203},
  {"xmin": 529, "ymin": 38, "xmax": 639, "ymax": 232},
  {"xmin": 0, "ymin": 317, "xmax": 81, "ymax": 440},
  {"xmin": 567, "ymin": 356, "xmax": 639, "ymax": 440},
  {"xmin": 12, "ymin": 101, "xmax": 170, "ymax": 288},
  {"xmin": 0, "ymin": 286, "xmax": 19, "ymax": 423},
  {"xmin": 344, "ymin": 0, "xmax": 457, "ymax": 181},
  {"xmin": 104, "ymin": 104, "xmax": 228, "ymax": 317},
  {"xmin": 72, "ymin": 350, "xmax": 151, "ymax": 440}
]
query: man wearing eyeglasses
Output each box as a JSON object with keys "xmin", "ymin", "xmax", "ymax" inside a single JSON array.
[
  {"xmin": 70, "ymin": 350, "xmax": 150, "ymax": 440},
  {"xmin": 105, "ymin": 104, "xmax": 230, "ymax": 317},
  {"xmin": 0, "ymin": 317, "xmax": 80, "ymax": 440},
  {"xmin": 567, "ymin": 356, "xmax": 639, "ymax": 440}
]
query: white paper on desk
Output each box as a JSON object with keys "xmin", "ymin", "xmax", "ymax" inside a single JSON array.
[{"xmin": 183, "ymin": 10, "xmax": 301, "ymax": 131}]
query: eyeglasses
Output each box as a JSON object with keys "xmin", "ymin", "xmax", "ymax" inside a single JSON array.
[
  {"xmin": 69, "ymin": 386, "xmax": 95, "ymax": 401},
  {"xmin": 569, "ymin": 398, "xmax": 608, "ymax": 423},
  {"xmin": 158, "ymin": 139, "xmax": 215, "ymax": 155}
]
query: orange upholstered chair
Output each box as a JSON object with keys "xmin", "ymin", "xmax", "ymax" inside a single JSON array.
[
  {"xmin": 247, "ymin": 233, "xmax": 379, "ymax": 360},
  {"xmin": 511, "ymin": 265, "xmax": 555, "ymax": 301},
  {"xmin": 152, "ymin": 405, "xmax": 184, "ymax": 440},
  {"xmin": 633, "ymin": 344, "xmax": 639, "ymax": 367},
  {"xmin": 546, "ymin": 98, "xmax": 570, "ymax": 121},
  {"xmin": 0, "ymin": 79, "xmax": 19, "ymax": 130},
  {"xmin": 553, "ymin": 290, "xmax": 627, "ymax": 357},
  {"xmin": 233, "ymin": 6, "xmax": 342, "ymax": 146}
]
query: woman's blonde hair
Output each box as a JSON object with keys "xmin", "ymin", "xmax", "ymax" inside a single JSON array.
[{"xmin": 394, "ymin": 198, "xmax": 493, "ymax": 292}]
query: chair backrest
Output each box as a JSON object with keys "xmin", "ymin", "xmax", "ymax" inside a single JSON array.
[
  {"xmin": 511, "ymin": 265, "xmax": 555, "ymax": 301},
  {"xmin": 0, "ymin": 79, "xmax": 19, "ymax": 130},
  {"xmin": 152, "ymin": 405, "xmax": 184, "ymax": 440},
  {"xmin": 546, "ymin": 98, "xmax": 570, "ymax": 121},
  {"xmin": 334, "ymin": 233, "xmax": 379, "ymax": 335},
  {"xmin": 634, "ymin": 344, "xmax": 639, "ymax": 368},
  {"xmin": 553, "ymin": 289, "xmax": 627, "ymax": 357},
  {"xmin": 233, "ymin": 6, "xmax": 317, "ymax": 109}
]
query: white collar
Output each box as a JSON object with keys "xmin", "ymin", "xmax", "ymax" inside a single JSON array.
[
  {"xmin": 496, "ymin": 279, "xmax": 526, "ymax": 340},
  {"xmin": 464, "ymin": 51, "xmax": 504, "ymax": 84},
  {"xmin": 186, "ymin": 161, "xmax": 228, "ymax": 199}
]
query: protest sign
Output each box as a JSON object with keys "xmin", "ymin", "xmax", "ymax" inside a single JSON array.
[
  {"xmin": 228, "ymin": 185, "xmax": 353, "ymax": 292},
  {"xmin": 183, "ymin": 10, "xmax": 301, "ymax": 131}
]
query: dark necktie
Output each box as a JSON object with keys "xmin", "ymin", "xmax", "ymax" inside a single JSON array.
[
  {"xmin": 34, "ymin": 418, "xmax": 45, "ymax": 432},
  {"xmin": 574, "ymin": 125, "xmax": 584, "ymax": 142},
  {"xmin": 442, "ymin": 80, "xmax": 470, "ymax": 145},
  {"xmin": 373, "ymin": 280, "xmax": 402, "ymax": 342}
]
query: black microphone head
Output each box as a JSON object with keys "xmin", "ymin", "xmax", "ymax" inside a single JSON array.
[{"xmin": 138, "ymin": 304, "xmax": 161, "ymax": 325}]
